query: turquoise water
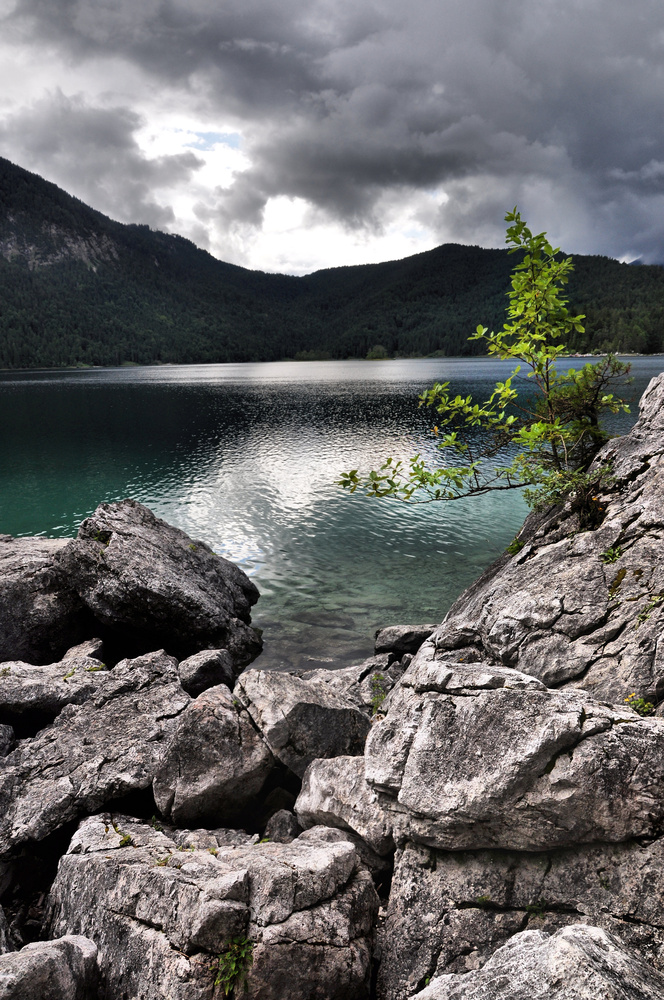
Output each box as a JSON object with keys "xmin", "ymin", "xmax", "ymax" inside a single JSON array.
[{"xmin": 0, "ymin": 356, "xmax": 661, "ymax": 670}]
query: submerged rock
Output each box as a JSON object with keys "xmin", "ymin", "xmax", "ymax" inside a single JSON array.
[
  {"xmin": 0, "ymin": 935, "xmax": 98, "ymax": 1000},
  {"xmin": 58, "ymin": 499, "xmax": 262, "ymax": 664},
  {"xmin": 46, "ymin": 814, "xmax": 379, "ymax": 1000},
  {"xmin": 411, "ymin": 924, "xmax": 664, "ymax": 1000}
]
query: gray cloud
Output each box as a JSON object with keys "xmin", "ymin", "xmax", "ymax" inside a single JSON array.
[{"xmin": 4, "ymin": 0, "xmax": 664, "ymax": 262}]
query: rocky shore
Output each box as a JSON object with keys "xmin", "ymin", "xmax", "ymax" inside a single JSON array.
[{"xmin": 2, "ymin": 374, "xmax": 664, "ymax": 998}]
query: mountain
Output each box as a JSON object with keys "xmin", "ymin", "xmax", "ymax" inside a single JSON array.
[{"xmin": 1, "ymin": 156, "xmax": 664, "ymax": 368}]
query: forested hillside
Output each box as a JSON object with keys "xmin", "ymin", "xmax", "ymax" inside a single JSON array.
[{"xmin": 1, "ymin": 156, "xmax": 663, "ymax": 368}]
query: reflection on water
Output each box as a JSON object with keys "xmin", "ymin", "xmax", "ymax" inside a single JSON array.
[{"xmin": 0, "ymin": 357, "xmax": 661, "ymax": 670}]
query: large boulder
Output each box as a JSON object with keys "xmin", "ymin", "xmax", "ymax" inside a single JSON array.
[
  {"xmin": 0, "ymin": 537, "xmax": 92, "ymax": 665},
  {"xmin": 58, "ymin": 499, "xmax": 262, "ymax": 664},
  {"xmin": 378, "ymin": 835, "xmax": 664, "ymax": 998},
  {"xmin": 0, "ymin": 651, "xmax": 189, "ymax": 857},
  {"xmin": 411, "ymin": 925, "xmax": 664, "ymax": 1000},
  {"xmin": 0, "ymin": 654, "xmax": 107, "ymax": 725},
  {"xmin": 152, "ymin": 683, "xmax": 275, "ymax": 825},
  {"xmin": 298, "ymin": 654, "xmax": 409, "ymax": 718},
  {"xmin": 236, "ymin": 669, "xmax": 371, "ymax": 777},
  {"xmin": 0, "ymin": 936, "xmax": 98, "ymax": 1000},
  {"xmin": 46, "ymin": 814, "xmax": 379, "ymax": 1000},
  {"xmin": 430, "ymin": 371, "xmax": 664, "ymax": 702}
]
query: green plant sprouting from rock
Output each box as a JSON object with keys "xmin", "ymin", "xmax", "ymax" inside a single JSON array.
[
  {"xmin": 212, "ymin": 936, "xmax": 254, "ymax": 997},
  {"xmin": 339, "ymin": 209, "xmax": 631, "ymax": 525},
  {"xmin": 370, "ymin": 673, "xmax": 389, "ymax": 715},
  {"xmin": 601, "ymin": 545, "xmax": 623, "ymax": 564},
  {"xmin": 624, "ymin": 693, "xmax": 655, "ymax": 717}
]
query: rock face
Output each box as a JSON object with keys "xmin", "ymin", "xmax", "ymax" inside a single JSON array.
[
  {"xmin": 46, "ymin": 814, "xmax": 379, "ymax": 1000},
  {"xmin": 430, "ymin": 371, "xmax": 664, "ymax": 703},
  {"xmin": 177, "ymin": 648, "xmax": 236, "ymax": 696},
  {"xmin": 58, "ymin": 500, "xmax": 262, "ymax": 664},
  {"xmin": 0, "ymin": 537, "xmax": 91, "ymax": 666},
  {"xmin": 0, "ymin": 935, "xmax": 98, "ymax": 1000},
  {"xmin": 153, "ymin": 683, "xmax": 274, "ymax": 825},
  {"xmin": 411, "ymin": 925, "xmax": 664, "ymax": 1000},
  {"xmin": 0, "ymin": 651, "xmax": 189, "ymax": 857},
  {"xmin": 0, "ymin": 655, "xmax": 107, "ymax": 725},
  {"xmin": 378, "ymin": 835, "xmax": 664, "ymax": 998},
  {"xmin": 237, "ymin": 669, "xmax": 371, "ymax": 777},
  {"xmin": 299, "ymin": 654, "xmax": 409, "ymax": 718}
]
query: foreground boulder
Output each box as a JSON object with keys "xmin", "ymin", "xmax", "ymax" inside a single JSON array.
[
  {"xmin": 0, "ymin": 537, "xmax": 91, "ymax": 665},
  {"xmin": 0, "ymin": 936, "xmax": 97, "ymax": 1000},
  {"xmin": 0, "ymin": 651, "xmax": 189, "ymax": 857},
  {"xmin": 46, "ymin": 814, "xmax": 379, "ymax": 1000},
  {"xmin": 58, "ymin": 500, "xmax": 262, "ymax": 665},
  {"xmin": 430, "ymin": 371, "xmax": 664, "ymax": 702},
  {"xmin": 0, "ymin": 653, "xmax": 107, "ymax": 725},
  {"xmin": 236, "ymin": 669, "xmax": 371, "ymax": 777},
  {"xmin": 378, "ymin": 835, "xmax": 664, "ymax": 998},
  {"xmin": 411, "ymin": 925, "xmax": 664, "ymax": 1000}
]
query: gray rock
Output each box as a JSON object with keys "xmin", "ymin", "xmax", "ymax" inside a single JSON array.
[
  {"xmin": 411, "ymin": 925, "xmax": 664, "ymax": 1000},
  {"xmin": 0, "ymin": 909, "xmax": 11, "ymax": 955},
  {"xmin": 301, "ymin": 654, "xmax": 409, "ymax": 717},
  {"xmin": 0, "ymin": 729, "xmax": 13, "ymax": 758},
  {"xmin": 46, "ymin": 813, "xmax": 379, "ymax": 1000},
  {"xmin": 0, "ymin": 536, "xmax": 91, "ymax": 665},
  {"xmin": 58, "ymin": 499, "xmax": 262, "ymax": 664},
  {"xmin": 236, "ymin": 669, "xmax": 371, "ymax": 777},
  {"xmin": 297, "ymin": 826, "xmax": 392, "ymax": 884},
  {"xmin": 374, "ymin": 625, "xmax": 437, "ymax": 656},
  {"xmin": 0, "ymin": 650, "xmax": 189, "ymax": 857},
  {"xmin": 178, "ymin": 648, "xmax": 236, "ymax": 695},
  {"xmin": 61, "ymin": 637, "xmax": 104, "ymax": 661},
  {"xmin": 430, "ymin": 371, "xmax": 664, "ymax": 702},
  {"xmin": 0, "ymin": 935, "xmax": 97, "ymax": 1000},
  {"xmin": 378, "ymin": 835, "xmax": 664, "ymax": 998},
  {"xmin": 363, "ymin": 654, "xmax": 664, "ymax": 851},
  {"xmin": 152, "ymin": 683, "xmax": 274, "ymax": 825},
  {"xmin": 296, "ymin": 756, "xmax": 394, "ymax": 856},
  {"xmin": 0, "ymin": 656, "xmax": 107, "ymax": 721},
  {"xmin": 264, "ymin": 809, "xmax": 302, "ymax": 843}
]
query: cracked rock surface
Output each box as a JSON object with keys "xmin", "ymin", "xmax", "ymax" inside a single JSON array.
[
  {"xmin": 0, "ymin": 655, "xmax": 107, "ymax": 724},
  {"xmin": 411, "ymin": 924, "xmax": 664, "ymax": 1000},
  {"xmin": 46, "ymin": 814, "xmax": 378, "ymax": 1000},
  {"xmin": 0, "ymin": 935, "xmax": 98, "ymax": 1000},
  {"xmin": 430, "ymin": 371, "xmax": 664, "ymax": 703},
  {"xmin": 0, "ymin": 651, "xmax": 189, "ymax": 857}
]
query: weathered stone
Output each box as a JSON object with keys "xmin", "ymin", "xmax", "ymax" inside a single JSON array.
[
  {"xmin": 264, "ymin": 809, "xmax": 302, "ymax": 843},
  {"xmin": 300, "ymin": 655, "xmax": 409, "ymax": 717},
  {"xmin": 0, "ymin": 909, "xmax": 11, "ymax": 956},
  {"xmin": 0, "ymin": 656, "xmax": 107, "ymax": 722},
  {"xmin": 374, "ymin": 625, "xmax": 437, "ymax": 657},
  {"xmin": 178, "ymin": 648, "xmax": 236, "ymax": 696},
  {"xmin": 236, "ymin": 669, "xmax": 371, "ymax": 777},
  {"xmin": 296, "ymin": 756, "xmax": 394, "ymax": 856},
  {"xmin": 362, "ymin": 655, "xmax": 664, "ymax": 851},
  {"xmin": 297, "ymin": 826, "xmax": 392, "ymax": 884},
  {"xmin": 58, "ymin": 499, "xmax": 262, "ymax": 664},
  {"xmin": 0, "ymin": 729, "xmax": 13, "ymax": 758},
  {"xmin": 0, "ymin": 537, "xmax": 92, "ymax": 665},
  {"xmin": 0, "ymin": 651, "xmax": 189, "ymax": 857},
  {"xmin": 46, "ymin": 814, "xmax": 379, "ymax": 1000},
  {"xmin": 378, "ymin": 836, "xmax": 664, "ymax": 999},
  {"xmin": 430, "ymin": 372, "xmax": 664, "ymax": 702},
  {"xmin": 61, "ymin": 637, "xmax": 104, "ymax": 661},
  {"xmin": 152, "ymin": 683, "xmax": 274, "ymax": 825},
  {"xmin": 0, "ymin": 935, "xmax": 98, "ymax": 1000},
  {"xmin": 411, "ymin": 925, "xmax": 664, "ymax": 1000}
]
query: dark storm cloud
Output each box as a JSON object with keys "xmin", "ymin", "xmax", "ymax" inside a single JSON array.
[
  {"xmin": 0, "ymin": 91, "xmax": 203, "ymax": 227},
  {"xmin": 6, "ymin": 0, "xmax": 664, "ymax": 259}
]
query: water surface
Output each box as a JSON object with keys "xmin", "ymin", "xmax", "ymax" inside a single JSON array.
[{"xmin": 1, "ymin": 356, "xmax": 660, "ymax": 669}]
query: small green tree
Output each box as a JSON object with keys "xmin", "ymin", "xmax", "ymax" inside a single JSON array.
[{"xmin": 339, "ymin": 210, "xmax": 630, "ymax": 526}]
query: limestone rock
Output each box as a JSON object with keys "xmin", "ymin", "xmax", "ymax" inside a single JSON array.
[
  {"xmin": 411, "ymin": 925, "xmax": 664, "ymax": 1000},
  {"xmin": 296, "ymin": 756, "xmax": 394, "ymax": 856},
  {"xmin": 236, "ymin": 669, "xmax": 371, "ymax": 777},
  {"xmin": 264, "ymin": 809, "xmax": 302, "ymax": 843},
  {"xmin": 0, "ymin": 650, "xmax": 189, "ymax": 857},
  {"xmin": 0, "ymin": 935, "xmax": 98, "ymax": 1000},
  {"xmin": 0, "ymin": 909, "xmax": 11, "ymax": 956},
  {"xmin": 430, "ymin": 371, "xmax": 664, "ymax": 702},
  {"xmin": 178, "ymin": 648, "xmax": 236, "ymax": 696},
  {"xmin": 378, "ymin": 835, "xmax": 664, "ymax": 998},
  {"xmin": 0, "ymin": 729, "xmax": 13, "ymax": 758},
  {"xmin": 0, "ymin": 656, "xmax": 107, "ymax": 723},
  {"xmin": 362, "ymin": 654, "xmax": 664, "ymax": 851},
  {"xmin": 152, "ymin": 683, "xmax": 274, "ymax": 825},
  {"xmin": 374, "ymin": 625, "xmax": 437, "ymax": 657},
  {"xmin": 46, "ymin": 814, "xmax": 379, "ymax": 1000},
  {"xmin": 300, "ymin": 654, "xmax": 409, "ymax": 718},
  {"xmin": 58, "ymin": 499, "xmax": 262, "ymax": 664},
  {"xmin": 0, "ymin": 537, "xmax": 91, "ymax": 665}
]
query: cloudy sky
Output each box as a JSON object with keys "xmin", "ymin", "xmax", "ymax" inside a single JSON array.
[{"xmin": 1, "ymin": 0, "xmax": 663, "ymax": 274}]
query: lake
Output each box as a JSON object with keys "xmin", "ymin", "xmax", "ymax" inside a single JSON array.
[{"xmin": 1, "ymin": 356, "xmax": 662, "ymax": 670}]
